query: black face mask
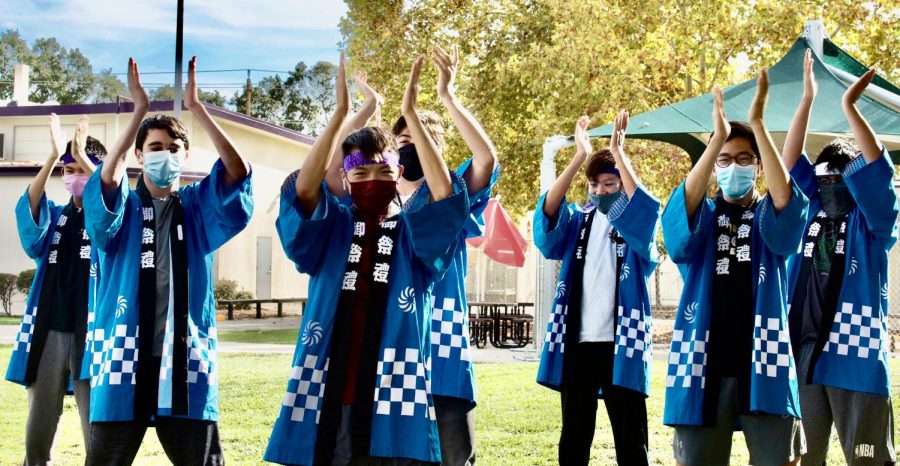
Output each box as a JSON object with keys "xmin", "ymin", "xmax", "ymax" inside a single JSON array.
[
  {"xmin": 819, "ymin": 179, "xmax": 855, "ymax": 218},
  {"xmin": 398, "ymin": 144, "xmax": 424, "ymax": 181}
]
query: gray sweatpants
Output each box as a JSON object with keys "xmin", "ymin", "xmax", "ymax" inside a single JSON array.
[
  {"xmin": 24, "ymin": 330, "xmax": 91, "ymax": 466},
  {"xmin": 798, "ymin": 342, "xmax": 897, "ymax": 465}
]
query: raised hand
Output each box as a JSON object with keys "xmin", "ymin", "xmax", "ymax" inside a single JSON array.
[
  {"xmin": 803, "ymin": 49, "xmax": 817, "ymax": 100},
  {"xmin": 335, "ymin": 52, "xmax": 349, "ymax": 115},
  {"xmin": 712, "ymin": 86, "xmax": 730, "ymax": 140},
  {"xmin": 48, "ymin": 113, "xmax": 66, "ymax": 160},
  {"xmin": 610, "ymin": 110, "xmax": 628, "ymax": 155},
  {"xmin": 574, "ymin": 115, "xmax": 592, "ymax": 156},
  {"xmin": 352, "ymin": 70, "xmax": 384, "ymax": 107},
  {"xmin": 432, "ymin": 45, "xmax": 459, "ymax": 100},
  {"xmin": 72, "ymin": 114, "xmax": 89, "ymax": 159},
  {"xmin": 748, "ymin": 69, "xmax": 769, "ymax": 124},
  {"xmin": 401, "ymin": 55, "xmax": 425, "ymax": 116},
  {"xmin": 127, "ymin": 57, "xmax": 149, "ymax": 110},
  {"xmin": 843, "ymin": 68, "xmax": 876, "ymax": 107},
  {"xmin": 184, "ymin": 56, "xmax": 201, "ymax": 110}
]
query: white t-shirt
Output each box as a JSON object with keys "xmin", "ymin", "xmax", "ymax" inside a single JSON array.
[{"xmin": 579, "ymin": 211, "xmax": 617, "ymax": 342}]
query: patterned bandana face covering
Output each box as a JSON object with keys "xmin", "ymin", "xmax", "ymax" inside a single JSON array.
[{"xmin": 342, "ymin": 150, "xmax": 400, "ymax": 172}]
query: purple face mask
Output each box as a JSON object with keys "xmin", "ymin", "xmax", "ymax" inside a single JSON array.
[
  {"xmin": 63, "ymin": 173, "xmax": 90, "ymax": 197},
  {"xmin": 342, "ymin": 150, "xmax": 400, "ymax": 172}
]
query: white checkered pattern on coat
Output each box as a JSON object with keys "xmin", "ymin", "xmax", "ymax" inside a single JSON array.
[
  {"xmin": 188, "ymin": 324, "xmax": 217, "ymax": 385},
  {"xmin": 431, "ymin": 297, "xmax": 470, "ymax": 362},
  {"xmin": 753, "ymin": 315, "xmax": 794, "ymax": 379},
  {"xmin": 373, "ymin": 348, "xmax": 435, "ymax": 419},
  {"xmin": 823, "ymin": 302, "xmax": 884, "ymax": 359},
  {"xmin": 90, "ymin": 324, "xmax": 139, "ymax": 386},
  {"xmin": 666, "ymin": 329, "xmax": 709, "ymax": 389},
  {"xmin": 283, "ymin": 354, "xmax": 329, "ymax": 424},
  {"xmin": 615, "ymin": 307, "xmax": 651, "ymax": 362},
  {"xmin": 14, "ymin": 307, "xmax": 38, "ymax": 353},
  {"xmin": 544, "ymin": 304, "xmax": 567, "ymax": 353}
]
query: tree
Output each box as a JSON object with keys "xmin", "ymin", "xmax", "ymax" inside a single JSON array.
[
  {"xmin": 16, "ymin": 269, "xmax": 35, "ymax": 297},
  {"xmin": 0, "ymin": 29, "xmax": 30, "ymax": 100},
  {"xmin": 339, "ymin": 0, "xmax": 900, "ymax": 218},
  {"xmin": 152, "ymin": 84, "xmax": 226, "ymax": 107},
  {"xmin": 93, "ymin": 68, "xmax": 126, "ymax": 103},
  {"xmin": 27, "ymin": 38, "xmax": 94, "ymax": 104},
  {"xmin": 0, "ymin": 273, "xmax": 16, "ymax": 316}
]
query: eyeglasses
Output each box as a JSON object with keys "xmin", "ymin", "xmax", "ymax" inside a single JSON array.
[{"xmin": 716, "ymin": 152, "xmax": 758, "ymax": 168}]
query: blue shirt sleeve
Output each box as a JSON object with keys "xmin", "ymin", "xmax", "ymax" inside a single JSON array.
[
  {"xmin": 843, "ymin": 147, "xmax": 899, "ymax": 247},
  {"xmin": 758, "ymin": 181, "xmax": 809, "ymax": 257},
  {"xmin": 83, "ymin": 167, "xmax": 129, "ymax": 253},
  {"xmin": 457, "ymin": 158, "xmax": 501, "ymax": 239},
  {"xmin": 661, "ymin": 182, "xmax": 713, "ymax": 263},
  {"xmin": 609, "ymin": 185, "xmax": 661, "ymax": 263},
  {"xmin": 275, "ymin": 176, "xmax": 343, "ymax": 275},
  {"xmin": 15, "ymin": 189, "xmax": 56, "ymax": 260},
  {"xmin": 533, "ymin": 192, "xmax": 574, "ymax": 261},
  {"xmin": 789, "ymin": 154, "xmax": 818, "ymax": 204},
  {"xmin": 183, "ymin": 159, "xmax": 254, "ymax": 253},
  {"xmin": 404, "ymin": 185, "xmax": 470, "ymax": 277}
]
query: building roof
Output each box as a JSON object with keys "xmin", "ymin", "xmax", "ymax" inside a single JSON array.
[{"xmin": 0, "ymin": 99, "xmax": 316, "ymax": 145}]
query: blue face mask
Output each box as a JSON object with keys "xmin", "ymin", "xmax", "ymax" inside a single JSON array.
[
  {"xmin": 143, "ymin": 150, "xmax": 184, "ymax": 188},
  {"xmin": 716, "ymin": 163, "xmax": 756, "ymax": 199},
  {"xmin": 588, "ymin": 191, "xmax": 624, "ymax": 214}
]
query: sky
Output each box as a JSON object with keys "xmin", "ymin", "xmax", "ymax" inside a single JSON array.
[{"xmin": 0, "ymin": 0, "xmax": 348, "ymax": 96}]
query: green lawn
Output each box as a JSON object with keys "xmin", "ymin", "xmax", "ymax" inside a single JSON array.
[
  {"xmin": 217, "ymin": 328, "xmax": 298, "ymax": 345},
  {"xmin": 1, "ymin": 346, "xmax": 897, "ymax": 465},
  {"xmin": 0, "ymin": 316, "xmax": 22, "ymax": 325}
]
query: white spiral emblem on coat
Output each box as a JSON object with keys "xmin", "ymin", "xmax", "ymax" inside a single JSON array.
[
  {"xmin": 684, "ymin": 302, "xmax": 699, "ymax": 324},
  {"xmin": 399, "ymin": 287, "xmax": 416, "ymax": 313},
  {"xmin": 556, "ymin": 282, "xmax": 566, "ymax": 299},
  {"xmin": 849, "ymin": 257, "xmax": 858, "ymax": 275},
  {"xmin": 619, "ymin": 264, "xmax": 631, "ymax": 281},
  {"xmin": 90, "ymin": 263, "xmax": 97, "ymax": 278},
  {"xmin": 301, "ymin": 321, "xmax": 323, "ymax": 346},
  {"xmin": 758, "ymin": 265, "xmax": 766, "ymax": 285},
  {"xmin": 115, "ymin": 296, "xmax": 127, "ymax": 318},
  {"xmin": 882, "ymin": 282, "xmax": 890, "ymax": 300}
]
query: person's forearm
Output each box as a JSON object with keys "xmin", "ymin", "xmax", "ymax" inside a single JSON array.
[
  {"xmin": 783, "ymin": 97, "xmax": 813, "ymax": 170},
  {"xmin": 684, "ymin": 137, "xmax": 723, "ymax": 218},
  {"xmin": 843, "ymin": 101, "xmax": 883, "ymax": 164},
  {"xmin": 405, "ymin": 109, "xmax": 452, "ymax": 200},
  {"xmin": 101, "ymin": 106, "xmax": 148, "ymax": 189},
  {"xmin": 295, "ymin": 111, "xmax": 346, "ymax": 211},
  {"xmin": 70, "ymin": 145, "xmax": 97, "ymax": 176},
  {"xmin": 441, "ymin": 94, "xmax": 497, "ymax": 193},
  {"xmin": 611, "ymin": 150, "xmax": 638, "ymax": 198},
  {"xmin": 752, "ymin": 120, "xmax": 792, "ymax": 211},
  {"xmin": 191, "ymin": 104, "xmax": 249, "ymax": 184},
  {"xmin": 324, "ymin": 100, "xmax": 378, "ymax": 196},
  {"xmin": 543, "ymin": 153, "xmax": 585, "ymax": 219},
  {"xmin": 28, "ymin": 155, "xmax": 57, "ymax": 220}
]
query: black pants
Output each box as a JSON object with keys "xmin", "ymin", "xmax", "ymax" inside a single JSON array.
[
  {"xmin": 559, "ymin": 342, "xmax": 649, "ymax": 466},
  {"xmin": 85, "ymin": 416, "xmax": 224, "ymax": 466}
]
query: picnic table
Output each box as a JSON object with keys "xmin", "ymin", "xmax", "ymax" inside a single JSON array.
[
  {"xmin": 218, "ymin": 298, "xmax": 307, "ymax": 320},
  {"xmin": 467, "ymin": 301, "xmax": 533, "ymax": 348}
]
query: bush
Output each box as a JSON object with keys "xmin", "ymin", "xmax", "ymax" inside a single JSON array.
[
  {"xmin": 233, "ymin": 290, "xmax": 254, "ymax": 310},
  {"xmin": 214, "ymin": 279, "xmax": 238, "ymax": 302},
  {"xmin": 16, "ymin": 269, "xmax": 36, "ymax": 297},
  {"xmin": 0, "ymin": 273, "xmax": 16, "ymax": 316}
]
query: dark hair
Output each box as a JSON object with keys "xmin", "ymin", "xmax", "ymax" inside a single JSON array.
[
  {"xmin": 391, "ymin": 110, "xmax": 447, "ymax": 150},
  {"xmin": 711, "ymin": 121, "xmax": 759, "ymax": 157},
  {"xmin": 585, "ymin": 149, "xmax": 618, "ymax": 180},
  {"xmin": 815, "ymin": 138, "xmax": 859, "ymax": 173},
  {"xmin": 342, "ymin": 126, "xmax": 397, "ymax": 162},
  {"xmin": 64, "ymin": 136, "xmax": 107, "ymax": 162},
  {"xmin": 135, "ymin": 114, "xmax": 190, "ymax": 151}
]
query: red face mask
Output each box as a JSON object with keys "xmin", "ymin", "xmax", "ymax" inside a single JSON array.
[{"xmin": 349, "ymin": 179, "xmax": 397, "ymax": 217}]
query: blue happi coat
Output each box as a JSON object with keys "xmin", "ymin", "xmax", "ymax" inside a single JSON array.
[
  {"xmin": 403, "ymin": 159, "xmax": 500, "ymax": 403},
  {"xmin": 6, "ymin": 190, "xmax": 98, "ymax": 386},
  {"xmin": 788, "ymin": 148, "xmax": 898, "ymax": 396},
  {"xmin": 535, "ymin": 185, "xmax": 661, "ymax": 396},
  {"xmin": 82, "ymin": 160, "xmax": 253, "ymax": 422},
  {"xmin": 661, "ymin": 181, "xmax": 809, "ymax": 426},
  {"xmin": 264, "ymin": 180, "xmax": 469, "ymax": 465}
]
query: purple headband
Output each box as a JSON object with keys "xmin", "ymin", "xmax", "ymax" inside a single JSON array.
[
  {"xmin": 599, "ymin": 167, "xmax": 621, "ymax": 176},
  {"xmin": 343, "ymin": 149, "xmax": 399, "ymax": 172},
  {"xmin": 60, "ymin": 149, "xmax": 102, "ymax": 167}
]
